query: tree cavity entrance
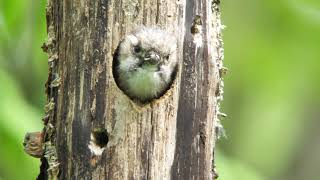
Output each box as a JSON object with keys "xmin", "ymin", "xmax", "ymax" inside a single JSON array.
[{"xmin": 88, "ymin": 128, "xmax": 109, "ymax": 156}]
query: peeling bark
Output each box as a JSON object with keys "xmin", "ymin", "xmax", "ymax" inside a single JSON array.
[{"xmin": 38, "ymin": 0, "xmax": 224, "ymax": 179}]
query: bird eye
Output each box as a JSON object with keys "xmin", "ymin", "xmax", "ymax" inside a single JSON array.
[
  {"xmin": 165, "ymin": 55, "xmax": 170, "ymax": 60},
  {"xmin": 133, "ymin": 46, "xmax": 142, "ymax": 53}
]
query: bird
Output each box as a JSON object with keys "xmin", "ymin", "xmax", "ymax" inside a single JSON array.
[{"xmin": 113, "ymin": 27, "xmax": 178, "ymax": 103}]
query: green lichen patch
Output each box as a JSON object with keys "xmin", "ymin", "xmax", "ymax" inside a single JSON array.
[
  {"xmin": 50, "ymin": 77, "xmax": 61, "ymax": 88},
  {"xmin": 44, "ymin": 98, "xmax": 55, "ymax": 113},
  {"xmin": 44, "ymin": 141, "xmax": 60, "ymax": 180},
  {"xmin": 48, "ymin": 53, "xmax": 58, "ymax": 63}
]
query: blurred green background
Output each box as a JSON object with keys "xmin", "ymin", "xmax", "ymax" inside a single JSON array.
[{"xmin": 0, "ymin": 0, "xmax": 319, "ymax": 179}]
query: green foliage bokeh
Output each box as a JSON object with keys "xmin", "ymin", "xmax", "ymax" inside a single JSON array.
[{"xmin": 0, "ymin": 0, "xmax": 319, "ymax": 179}]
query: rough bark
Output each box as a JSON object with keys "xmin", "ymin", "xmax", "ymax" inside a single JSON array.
[{"xmin": 39, "ymin": 0, "xmax": 224, "ymax": 179}]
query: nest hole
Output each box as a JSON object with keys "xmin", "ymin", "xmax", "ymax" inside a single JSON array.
[{"xmin": 88, "ymin": 128, "xmax": 108, "ymax": 155}]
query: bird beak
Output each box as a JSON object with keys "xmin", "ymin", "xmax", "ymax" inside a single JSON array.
[{"xmin": 144, "ymin": 51, "xmax": 160, "ymax": 64}]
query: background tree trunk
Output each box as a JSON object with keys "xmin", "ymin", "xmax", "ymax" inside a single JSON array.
[{"xmin": 40, "ymin": 0, "xmax": 224, "ymax": 179}]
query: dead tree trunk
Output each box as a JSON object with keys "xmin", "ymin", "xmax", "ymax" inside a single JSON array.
[{"xmin": 39, "ymin": 0, "xmax": 224, "ymax": 179}]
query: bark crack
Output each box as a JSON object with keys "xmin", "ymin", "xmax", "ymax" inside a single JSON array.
[
  {"xmin": 156, "ymin": 0, "xmax": 160, "ymax": 24},
  {"xmin": 147, "ymin": 110, "xmax": 155, "ymax": 179}
]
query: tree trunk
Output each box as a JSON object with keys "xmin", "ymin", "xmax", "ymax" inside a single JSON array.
[{"xmin": 39, "ymin": 0, "xmax": 224, "ymax": 179}]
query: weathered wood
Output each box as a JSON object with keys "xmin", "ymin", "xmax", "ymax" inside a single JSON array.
[{"xmin": 39, "ymin": 0, "xmax": 224, "ymax": 179}]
